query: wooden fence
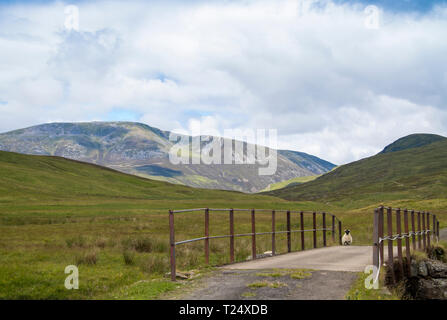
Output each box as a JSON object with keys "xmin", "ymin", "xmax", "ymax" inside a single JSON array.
[
  {"xmin": 168, "ymin": 208, "xmax": 343, "ymax": 281},
  {"xmin": 372, "ymin": 206, "xmax": 440, "ymax": 284}
]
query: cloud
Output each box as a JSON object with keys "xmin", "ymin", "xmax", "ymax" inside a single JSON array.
[{"xmin": 0, "ymin": 0, "xmax": 446, "ymax": 164}]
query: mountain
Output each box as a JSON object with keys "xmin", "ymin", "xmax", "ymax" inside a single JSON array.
[
  {"xmin": 268, "ymin": 135, "xmax": 447, "ymax": 203},
  {"xmin": 380, "ymin": 133, "xmax": 446, "ymax": 154},
  {"xmin": 0, "ymin": 122, "xmax": 336, "ymax": 193}
]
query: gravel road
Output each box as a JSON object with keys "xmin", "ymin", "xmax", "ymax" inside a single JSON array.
[{"xmin": 178, "ymin": 269, "xmax": 358, "ymax": 300}]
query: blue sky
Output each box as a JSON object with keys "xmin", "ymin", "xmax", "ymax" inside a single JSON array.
[
  {"xmin": 1, "ymin": 0, "xmax": 446, "ymax": 12},
  {"xmin": 337, "ymin": 0, "xmax": 447, "ymax": 12},
  {"xmin": 0, "ymin": 0, "xmax": 446, "ymax": 164}
]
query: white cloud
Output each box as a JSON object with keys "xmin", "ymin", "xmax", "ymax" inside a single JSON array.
[{"xmin": 0, "ymin": 0, "xmax": 446, "ymax": 164}]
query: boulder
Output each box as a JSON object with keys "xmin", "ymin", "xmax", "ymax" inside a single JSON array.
[
  {"xmin": 405, "ymin": 259, "xmax": 447, "ymax": 299},
  {"xmin": 410, "ymin": 260, "xmax": 419, "ymax": 278},
  {"xmin": 407, "ymin": 278, "xmax": 447, "ymax": 300},
  {"xmin": 417, "ymin": 261, "xmax": 428, "ymax": 277},
  {"xmin": 425, "ymin": 259, "xmax": 447, "ymax": 278}
]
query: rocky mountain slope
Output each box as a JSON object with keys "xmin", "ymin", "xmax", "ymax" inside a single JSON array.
[{"xmin": 0, "ymin": 122, "xmax": 336, "ymax": 192}]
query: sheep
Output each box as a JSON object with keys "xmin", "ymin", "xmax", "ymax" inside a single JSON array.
[{"xmin": 342, "ymin": 229, "xmax": 352, "ymax": 246}]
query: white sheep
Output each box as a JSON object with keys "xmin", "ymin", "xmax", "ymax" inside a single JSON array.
[{"xmin": 342, "ymin": 229, "xmax": 352, "ymax": 246}]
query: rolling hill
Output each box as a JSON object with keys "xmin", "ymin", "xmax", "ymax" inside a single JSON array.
[
  {"xmin": 380, "ymin": 133, "xmax": 446, "ymax": 154},
  {"xmin": 0, "ymin": 150, "xmax": 272, "ymax": 203},
  {"xmin": 268, "ymin": 134, "xmax": 447, "ymax": 204},
  {"xmin": 0, "ymin": 149, "xmax": 293, "ymax": 300},
  {"xmin": 0, "ymin": 122, "xmax": 336, "ymax": 193}
]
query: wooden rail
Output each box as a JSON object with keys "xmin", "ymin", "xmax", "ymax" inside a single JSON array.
[
  {"xmin": 372, "ymin": 206, "xmax": 440, "ymax": 284},
  {"xmin": 169, "ymin": 208, "xmax": 343, "ymax": 281}
]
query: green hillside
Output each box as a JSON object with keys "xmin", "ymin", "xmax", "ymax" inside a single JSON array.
[
  {"xmin": 0, "ymin": 140, "xmax": 445, "ymax": 300},
  {"xmin": 261, "ymin": 175, "xmax": 320, "ymax": 192},
  {"xmin": 380, "ymin": 133, "xmax": 445, "ymax": 154},
  {"xmin": 0, "ymin": 150, "xmax": 300, "ymax": 299},
  {"xmin": 268, "ymin": 138, "xmax": 447, "ymax": 205},
  {"xmin": 0, "ymin": 122, "xmax": 336, "ymax": 193},
  {"xmin": 0, "ymin": 150, "xmax": 255, "ymax": 203}
]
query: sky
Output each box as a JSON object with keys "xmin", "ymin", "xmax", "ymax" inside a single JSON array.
[{"xmin": 0, "ymin": 0, "xmax": 446, "ymax": 164}]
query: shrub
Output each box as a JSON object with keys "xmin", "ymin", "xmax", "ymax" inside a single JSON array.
[
  {"xmin": 66, "ymin": 235, "xmax": 87, "ymax": 248},
  {"xmin": 140, "ymin": 255, "xmax": 169, "ymax": 274},
  {"xmin": 95, "ymin": 237, "xmax": 107, "ymax": 249},
  {"xmin": 121, "ymin": 237, "xmax": 167, "ymax": 253},
  {"xmin": 426, "ymin": 245, "xmax": 446, "ymax": 263},
  {"xmin": 123, "ymin": 250, "xmax": 136, "ymax": 265},
  {"xmin": 75, "ymin": 251, "xmax": 97, "ymax": 265}
]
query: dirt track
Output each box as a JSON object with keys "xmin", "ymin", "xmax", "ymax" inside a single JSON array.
[
  {"xmin": 171, "ymin": 243, "xmax": 432, "ymax": 300},
  {"xmin": 174, "ymin": 246, "xmax": 379, "ymax": 300},
  {"xmin": 178, "ymin": 269, "xmax": 357, "ymax": 300}
]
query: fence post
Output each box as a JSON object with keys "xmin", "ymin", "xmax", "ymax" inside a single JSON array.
[
  {"xmin": 379, "ymin": 206, "xmax": 384, "ymax": 264},
  {"xmin": 230, "ymin": 209, "xmax": 234, "ymax": 263},
  {"xmin": 417, "ymin": 212, "xmax": 421, "ymax": 249},
  {"xmin": 332, "ymin": 215, "xmax": 335, "ymax": 243},
  {"xmin": 426, "ymin": 212, "xmax": 431, "ymax": 248},
  {"xmin": 287, "ymin": 210, "xmax": 291, "ymax": 253},
  {"xmin": 313, "ymin": 212, "xmax": 317, "ymax": 248},
  {"xmin": 272, "ymin": 210, "xmax": 276, "ymax": 256},
  {"xmin": 437, "ymin": 221, "xmax": 440, "ymax": 242},
  {"xmin": 251, "ymin": 209, "xmax": 256, "ymax": 259},
  {"xmin": 422, "ymin": 211, "xmax": 426, "ymax": 251},
  {"xmin": 373, "ymin": 208, "xmax": 380, "ymax": 275},
  {"xmin": 338, "ymin": 220, "xmax": 342, "ymax": 245},
  {"xmin": 404, "ymin": 209, "xmax": 411, "ymax": 276},
  {"xmin": 169, "ymin": 210, "xmax": 176, "ymax": 281},
  {"xmin": 300, "ymin": 211, "xmax": 305, "ymax": 250},
  {"xmin": 322, "ymin": 212, "xmax": 327, "ymax": 247},
  {"xmin": 387, "ymin": 207, "xmax": 395, "ymax": 284},
  {"xmin": 205, "ymin": 208, "xmax": 209, "ymax": 265},
  {"xmin": 433, "ymin": 215, "xmax": 436, "ymax": 243},
  {"xmin": 396, "ymin": 208, "xmax": 404, "ymax": 278},
  {"xmin": 411, "ymin": 210, "xmax": 416, "ymax": 251}
]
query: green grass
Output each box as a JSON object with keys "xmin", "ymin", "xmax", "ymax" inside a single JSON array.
[
  {"xmin": 255, "ymin": 269, "xmax": 312, "ymax": 280},
  {"xmin": 247, "ymin": 281, "xmax": 269, "ymax": 288},
  {"xmin": 345, "ymin": 272, "xmax": 400, "ymax": 300},
  {"xmin": 0, "ymin": 151, "xmax": 331, "ymax": 299},
  {"xmin": 261, "ymin": 175, "xmax": 320, "ymax": 191},
  {"xmin": 247, "ymin": 281, "xmax": 287, "ymax": 288},
  {"xmin": 289, "ymin": 270, "xmax": 312, "ymax": 280},
  {"xmin": 241, "ymin": 291, "xmax": 256, "ymax": 297},
  {"xmin": 0, "ymin": 149, "xmax": 446, "ymax": 300},
  {"xmin": 256, "ymin": 272, "xmax": 283, "ymax": 278}
]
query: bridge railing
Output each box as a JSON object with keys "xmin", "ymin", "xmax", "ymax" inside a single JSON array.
[
  {"xmin": 372, "ymin": 206, "xmax": 440, "ymax": 284},
  {"xmin": 168, "ymin": 208, "xmax": 342, "ymax": 281}
]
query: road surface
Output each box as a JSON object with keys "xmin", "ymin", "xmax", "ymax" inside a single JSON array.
[
  {"xmin": 224, "ymin": 245, "xmax": 391, "ymax": 272},
  {"xmin": 174, "ymin": 245, "xmax": 396, "ymax": 300}
]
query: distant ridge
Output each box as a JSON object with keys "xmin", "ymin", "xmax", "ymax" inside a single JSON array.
[
  {"xmin": 380, "ymin": 133, "xmax": 446, "ymax": 154},
  {"xmin": 0, "ymin": 122, "xmax": 336, "ymax": 193}
]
